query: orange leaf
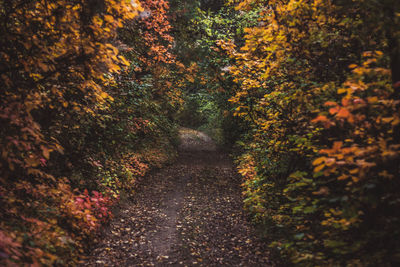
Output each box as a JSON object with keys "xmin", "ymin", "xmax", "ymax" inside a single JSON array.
[
  {"xmin": 333, "ymin": 141, "xmax": 343, "ymax": 150},
  {"xmin": 312, "ymin": 115, "xmax": 328, "ymax": 123},
  {"xmin": 324, "ymin": 101, "xmax": 337, "ymax": 107},
  {"xmin": 329, "ymin": 107, "xmax": 339, "ymax": 115},
  {"xmin": 341, "ymin": 98, "xmax": 350, "ymax": 106},
  {"xmin": 337, "ymin": 108, "xmax": 350, "ymax": 118}
]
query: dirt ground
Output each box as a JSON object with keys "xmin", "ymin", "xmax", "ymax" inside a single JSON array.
[{"xmin": 79, "ymin": 128, "xmax": 272, "ymax": 266}]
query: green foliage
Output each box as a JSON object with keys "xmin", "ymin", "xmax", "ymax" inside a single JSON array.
[
  {"xmin": 170, "ymin": 0, "xmax": 257, "ymax": 146},
  {"xmin": 176, "ymin": 92, "xmax": 224, "ymax": 143}
]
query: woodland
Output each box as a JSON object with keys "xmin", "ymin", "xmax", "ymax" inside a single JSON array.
[{"xmin": 1, "ymin": 0, "xmax": 400, "ymax": 266}]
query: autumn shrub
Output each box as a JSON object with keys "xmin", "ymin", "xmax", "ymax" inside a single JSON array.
[
  {"xmin": 223, "ymin": 0, "xmax": 400, "ymax": 265},
  {"xmin": 309, "ymin": 52, "xmax": 400, "ymax": 264},
  {"xmin": 0, "ymin": 0, "xmax": 181, "ymax": 265}
]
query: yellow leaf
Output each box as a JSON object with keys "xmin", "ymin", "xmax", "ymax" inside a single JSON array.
[
  {"xmin": 104, "ymin": 15, "xmax": 114, "ymax": 23},
  {"xmin": 381, "ymin": 117, "xmax": 393, "ymax": 123},
  {"xmin": 312, "ymin": 157, "xmax": 325, "ymax": 166},
  {"xmin": 314, "ymin": 164, "xmax": 325, "ymax": 173},
  {"xmin": 392, "ymin": 117, "xmax": 400, "ymax": 126},
  {"xmin": 367, "ymin": 96, "xmax": 378, "ymax": 103},
  {"xmin": 119, "ymin": 55, "xmax": 130, "ymax": 66},
  {"xmin": 349, "ymin": 168, "xmax": 359, "ymax": 174},
  {"xmin": 337, "ymin": 174, "xmax": 348, "ymax": 180}
]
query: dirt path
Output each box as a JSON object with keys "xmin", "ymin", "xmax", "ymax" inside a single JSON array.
[{"xmin": 80, "ymin": 128, "xmax": 272, "ymax": 266}]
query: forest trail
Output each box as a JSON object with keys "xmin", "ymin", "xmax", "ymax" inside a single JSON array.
[{"xmin": 80, "ymin": 128, "xmax": 272, "ymax": 266}]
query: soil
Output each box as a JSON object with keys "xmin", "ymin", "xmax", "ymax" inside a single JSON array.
[{"xmin": 79, "ymin": 128, "xmax": 272, "ymax": 266}]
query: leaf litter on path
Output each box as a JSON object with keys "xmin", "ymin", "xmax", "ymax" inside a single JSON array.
[{"xmin": 80, "ymin": 129, "xmax": 273, "ymax": 266}]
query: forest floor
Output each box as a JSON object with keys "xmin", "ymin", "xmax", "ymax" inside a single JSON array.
[{"xmin": 80, "ymin": 128, "xmax": 272, "ymax": 266}]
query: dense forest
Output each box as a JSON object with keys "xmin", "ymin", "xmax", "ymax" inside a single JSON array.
[{"xmin": 1, "ymin": 0, "xmax": 399, "ymax": 266}]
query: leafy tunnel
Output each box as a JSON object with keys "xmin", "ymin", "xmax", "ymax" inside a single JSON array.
[{"xmin": 1, "ymin": 0, "xmax": 400, "ymax": 266}]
